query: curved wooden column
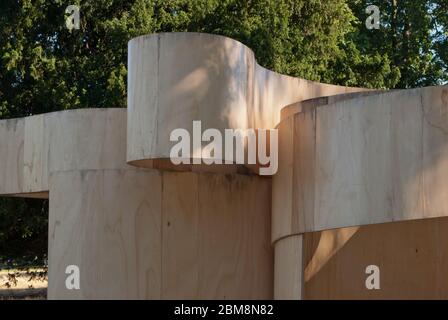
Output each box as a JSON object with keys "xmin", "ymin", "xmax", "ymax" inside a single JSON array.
[
  {"xmin": 48, "ymin": 168, "xmax": 162, "ymax": 299},
  {"xmin": 48, "ymin": 169, "xmax": 273, "ymax": 299},
  {"xmin": 271, "ymin": 86, "xmax": 448, "ymax": 299},
  {"xmin": 273, "ymin": 86, "xmax": 448, "ymax": 237},
  {"xmin": 127, "ymin": 32, "xmax": 367, "ymax": 168},
  {"xmin": 125, "ymin": 32, "xmax": 369, "ymax": 300},
  {"xmin": 274, "ymin": 235, "xmax": 303, "ymax": 299}
]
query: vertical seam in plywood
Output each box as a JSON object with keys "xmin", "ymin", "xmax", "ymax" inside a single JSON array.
[
  {"xmin": 300, "ymin": 234, "xmax": 305, "ymax": 300},
  {"xmin": 154, "ymin": 34, "xmax": 160, "ymax": 158},
  {"xmin": 196, "ymin": 173, "xmax": 200, "ymax": 297},
  {"xmin": 160, "ymin": 170, "xmax": 164, "ymax": 298},
  {"xmin": 291, "ymin": 116, "xmax": 296, "ymax": 236},
  {"xmin": 389, "ymin": 94, "xmax": 395, "ymax": 222},
  {"xmin": 312, "ymin": 107, "xmax": 317, "ymax": 232},
  {"xmin": 420, "ymin": 91, "xmax": 426, "ymax": 218}
]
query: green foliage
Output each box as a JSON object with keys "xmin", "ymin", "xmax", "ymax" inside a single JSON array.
[
  {"xmin": 434, "ymin": 0, "xmax": 448, "ymax": 75},
  {"xmin": 0, "ymin": 0, "xmax": 157, "ymax": 118},
  {"xmin": 0, "ymin": 198, "xmax": 48, "ymax": 264},
  {"xmin": 1, "ymin": 0, "xmax": 446, "ymax": 120},
  {"xmin": 347, "ymin": 0, "xmax": 447, "ymax": 88},
  {"xmin": 0, "ymin": 0, "xmax": 446, "ymax": 263}
]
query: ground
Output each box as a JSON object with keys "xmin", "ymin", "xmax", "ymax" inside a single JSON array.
[{"xmin": 0, "ymin": 268, "xmax": 47, "ymax": 300}]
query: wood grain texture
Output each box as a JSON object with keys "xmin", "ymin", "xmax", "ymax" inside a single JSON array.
[
  {"xmin": 48, "ymin": 108, "xmax": 128, "ymax": 172},
  {"xmin": 274, "ymin": 235, "xmax": 303, "ymax": 300},
  {"xmin": 48, "ymin": 169, "xmax": 163, "ymax": 299},
  {"xmin": 48, "ymin": 170, "xmax": 273, "ymax": 299},
  {"xmin": 272, "ymin": 86, "xmax": 448, "ymax": 239},
  {"xmin": 280, "ymin": 91, "xmax": 382, "ymax": 121},
  {"xmin": 314, "ymin": 92, "xmax": 394, "ymax": 229},
  {"xmin": 23, "ymin": 114, "xmax": 49, "ymax": 193},
  {"xmin": 0, "ymin": 108, "xmax": 128, "ymax": 197},
  {"xmin": 161, "ymin": 172, "xmax": 200, "ymax": 299},
  {"xmin": 127, "ymin": 33, "xmax": 369, "ymax": 168},
  {"xmin": 195, "ymin": 173, "xmax": 273, "ymax": 299},
  {"xmin": 303, "ymin": 217, "xmax": 448, "ymax": 299},
  {"xmin": 0, "ymin": 107, "xmax": 274, "ymax": 299},
  {"xmin": 162, "ymin": 171, "xmax": 273, "ymax": 299},
  {"xmin": 1, "ymin": 33, "xmax": 447, "ymax": 301},
  {"xmin": 271, "ymin": 117, "xmax": 294, "ymax": 242},
  {"xmin": 0, "ymin": 118, "xmax": 24, "ymax": 195}
]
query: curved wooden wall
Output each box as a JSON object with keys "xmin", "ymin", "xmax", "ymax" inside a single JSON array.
[
  {"xmin": 0, "ymin": 108, "xmax": 273, "ymax": 299},
  {"xmin": 303, "ymin": 216, "xmax": 448, "ymax": 299},
  {"xmin": 0, "ymin": 32, "xmax": 447, "ymax": 299},
  {"xmin": 127, "ymin": 32, "xmax": 368, "ymax": 167},
  {"xmin": 272, "ymin": 85, "xmax": 448, "ymax": 298},
  {"xmin": 273, "ymin": 86, "xmax": 448, "ymax": 239}
]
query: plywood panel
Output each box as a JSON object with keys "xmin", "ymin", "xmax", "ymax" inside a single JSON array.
[
  {"xmin": 422, "ymin": 86, "xmax": 448, "ymax": 219},
  {"xmin": 127, "ymin": 32, "xmax": 369, "ymax": 167},
  {"xmin": 161, "ymin": 172, "xmax": 200, "ymax": 299},
  {"xmin": 0, "ymin": 118, "xmax": 24, "ymax": 195},
  {"xmin": 48, "ymin": 169, "xmax": 162, "ymax": 299},
  {"xmin": 161, "ymin": 172, "xmax": 273, "ymax": 299},
  {"xmin": 272, "ymin": 87, "xmax": 448, "ymax": 235},
  {"xmin": 49, "ymin": 109, "xmax": 127, "ymax": 173},
  {"xmin": 304, "ymin": 217, "xmax": 448, "ymax": 299},
  {"xmin": 197, "ymin": 173, "xmax": 273, "ymax": 299},
  {"xmin": 24, "ymin": 114, "xmax": 49, "ymax": 193},
  {"xmin": 274, "ymin": 235, "xmax": 303, "ymax": 300},
  {"xmin": 272, "ymin": 117, "xmax": 294, "ymax": 242},
  {"xmin": 47, "ymin": 155, "xmax": 273, "ymax": 299},
  {"xmin": 315, "ymin": 94, "xmax": 393, "ymax": 230},
  {"xmin": 292, "ymin": 110, "xmax": 316, "ymax": 234},
  {"xmin": 1, "ymin": 109, "xmax": 128, "ymax": 197},
  {"xmin": 390, "ymin": 89, "xmax": 424, "ymax": 221}
]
